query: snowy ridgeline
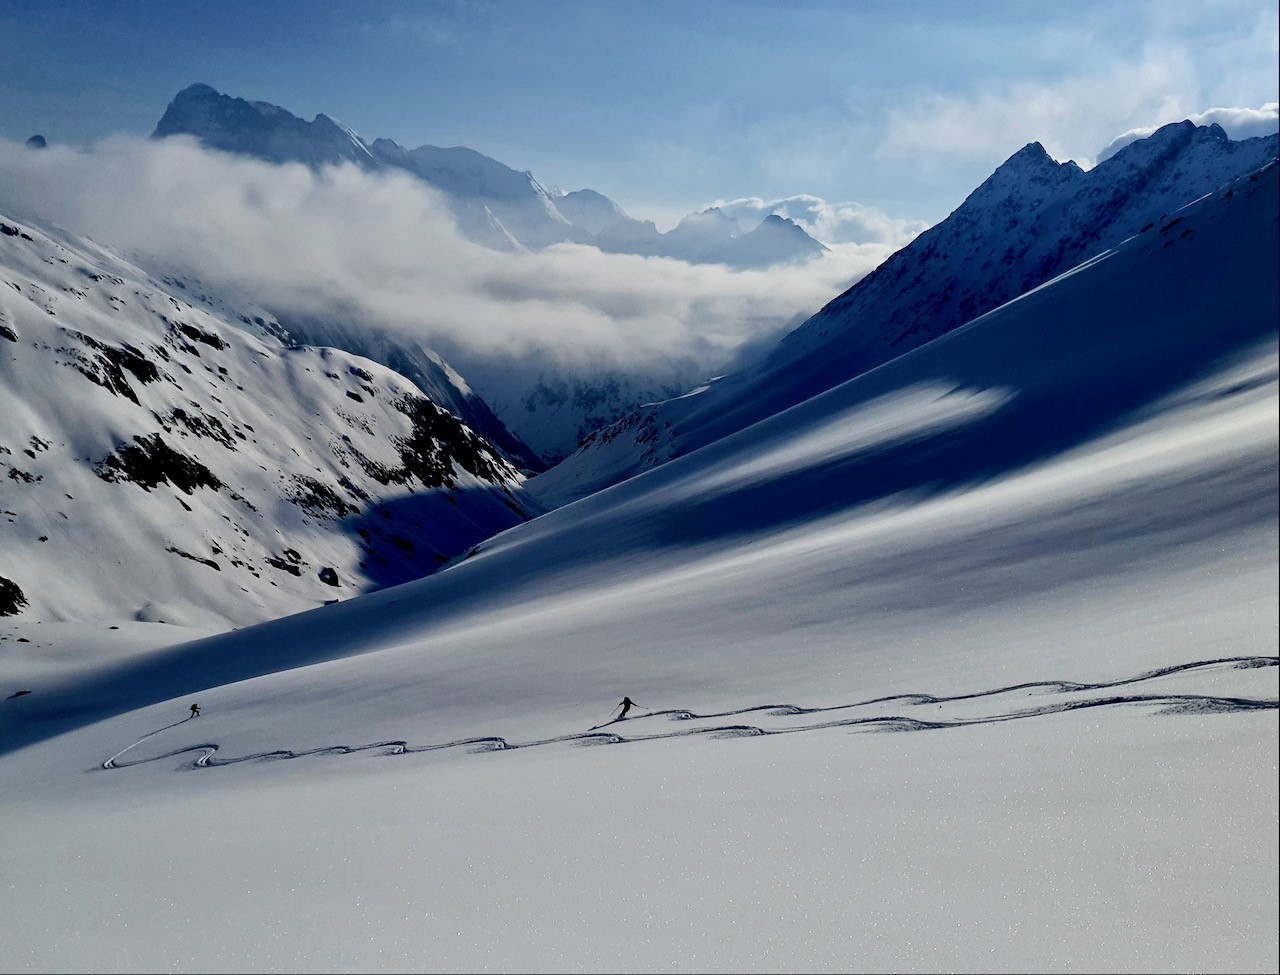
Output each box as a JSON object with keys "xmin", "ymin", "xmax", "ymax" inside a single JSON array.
[
  {"xmin": 0, "ymin": 157, "xmax": 1275, "ymax": 972},
  {"xmin": 154, "ymin": 82, "xmax": 827, "ymax": 267},
  {"xmin": 534, "ymin": 121, "xmax": 1280, "ymax": 505},
  {"xmin": 0, "ymin": 215, "xmax": 537, "ymax": 627}
]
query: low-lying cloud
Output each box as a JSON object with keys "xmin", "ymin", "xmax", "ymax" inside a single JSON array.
[{"xmin": 0, "ymin": 136, "xmax": 897, "ymax": 375}]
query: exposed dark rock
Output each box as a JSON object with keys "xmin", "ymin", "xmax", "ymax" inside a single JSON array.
[
  {"xmin": 24, "ymin": 135, "xmax": 46, "ymax": 150},
  {"xmin": 154, "ymin": 407, "xmax": 236, "ymax": 449},
  {"xmin": 287, "ymin": 474, "xmax": 356, "ymax": 519},
  {"xmin": 176, "ymin": 322, "xmax": 227, "ymax": 350},
  {"xmin": 0, "ymin": 574, "xmax": 27, "ymax": 615},
  {"xmin": 391, "ymin": 394, "xmax": 513, "ymax": 489},
  {"xmin": 95, "ymin": 433, "xmax": 223, "ymax": 494},
  {"xmin": 0, "ymin": 324, "xmax": 16, "ymax": 342},
  {"xmin": 266, "ymin": 549, "xmax": 305, "ymax": 575},
  {"xmin": 318, "ymin": 566, "xmax": 340, "ymax": 587},
  {"xmin": 59, "ymin": 330, "xmax": 162, "ymax": 404},
  {"xmin": 165, "ymin": 546, "xmax": 221, "ymax": 571}
]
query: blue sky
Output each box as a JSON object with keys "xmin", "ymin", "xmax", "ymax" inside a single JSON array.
[{"xmin": 1, "ymin": 0, "xmax": 1276, "ymax": 226}]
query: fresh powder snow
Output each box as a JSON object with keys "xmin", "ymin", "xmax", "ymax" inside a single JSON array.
[{"xmin": 0, "ymin": 159, "xmax": 1275, "ymax": 972}]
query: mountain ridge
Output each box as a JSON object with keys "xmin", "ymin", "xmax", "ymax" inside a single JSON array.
[
  {"xmin": 152, "ymin": 83, "xmax": 827, "ymax": 266},
  {"xmin": 532, "ymin": 121, "xmax": 1279, "ymax": 504}
]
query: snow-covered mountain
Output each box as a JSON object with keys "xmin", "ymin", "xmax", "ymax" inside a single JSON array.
[
  {"xmin": 106, "ymin": 264, "xmax": 548, "ymax": 475},
  {"xmin": 152, "ymin": 83, "xmax": 827, "ymax": 266},
  {"xmin": 0, "ymin": 212, "xmax": 537, "ymax": 628},
  {"xmin": 3, "ymin": 155, "xmax": 1274, "ymax": 973},
  {"xmin": 145, "ymin": 83, "xmax": 831, "ymax": 465},
  {"xmin": 595, "ymin": 207, "xmax": 829, "ymax": 267},
  {"xmin": 154, "ymin": 83, "xmax": 377, "ymax": 170},
  {"xmin": 534, "ymin": 121, "xmax": 1280, "ymax": 504}
]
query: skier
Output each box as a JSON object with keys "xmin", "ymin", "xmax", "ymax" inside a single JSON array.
[
  {"xmin": 189, "ymin": 702, "xmax": 201, "ymax": 718},
  {"xmin": 615, "ymin": 696, "xmax": 643, "ymax": 720}
]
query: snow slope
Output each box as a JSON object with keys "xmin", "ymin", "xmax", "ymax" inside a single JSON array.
[
  {"xmin": 0, "ymin": 155, "xmax": 1275, "ymax": 971},
  {"xmin": 536, "ymin": 122, "xmax": 1280, "ymax": 504},
  {"xmin": 0, "ymin": 214, "xmax": 535, "ymax": 628}
]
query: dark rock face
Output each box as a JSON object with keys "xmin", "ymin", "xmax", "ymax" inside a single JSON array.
[
  {"xmin": 59, "ymin": 330, "xmax": 162, "ymax": 404},
  {"xmin": 318, "ymin": 567, "xmax": 340, "ymax": 587},
  {"xmin": 95, "ymin": 433, "xmax": 223, "ymax": 494},
  {"xmin": 0, "ymin": 574, "xmax": 26, "ymax": 616},
  {"xmin": 24, "ymin": 135, "xmax": 46, "ymax": 150},
  {"xmin": 287, "ymin": 475, "xmax": 357, "ymax": 519},
  {"xmin": 392, "ymin": 394, "xmax": 514, "ymax": 488}
]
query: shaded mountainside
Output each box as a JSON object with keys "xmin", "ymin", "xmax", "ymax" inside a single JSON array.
[
  {"xmin": 0, "ymin": 213, "xmax": 538, "ymax": 627},
  {"xmin": 533, "ymin": 121, "xmax": 1280, "ymax": 505}
]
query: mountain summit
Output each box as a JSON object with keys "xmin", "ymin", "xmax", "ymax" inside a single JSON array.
[
  {"xmin": 154, "ymin": 83, "xmax": 376, "ymax": 169},
  {"xmin": 533, "ymin": 120, "xmax": 1279, "ymax": 504},
  {"xmin": 151, "ymin": 83, "xmax": 827, "ymax": 266}
]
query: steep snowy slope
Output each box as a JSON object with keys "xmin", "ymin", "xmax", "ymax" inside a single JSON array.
[
  {"xmin": 0, "ymin": 214, "xmax": 535, "ymax": 628},
  {"xmin": 536, "ymin": 122, "xmax": 1279, "ymax": 504},
  {"xmin": 109, "ymin": 263, "xmax": 547, "ymax": 474},
  {"xmin": 1, "ymin": 153, "xmax": 1274, "ymax": 974}
]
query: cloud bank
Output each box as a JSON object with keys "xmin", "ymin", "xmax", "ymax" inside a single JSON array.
[
  {"xmin": 880, "ymin": 51, "xmax": 1195, "ymax": 168},
  {"xmin": 0, "ymin": 136, "xmax": 897, "ymax": 375},
  {"xmin": 1096, "ymin": 102, "xmax": 1279, "ymax": 161}
]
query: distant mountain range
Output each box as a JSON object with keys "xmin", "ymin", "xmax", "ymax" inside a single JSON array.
[
  {"xmin": 6, "ymin": 101, "xmax": 1274, "ymax": 630},
  {"xmin": 532, "ymin": 120, "xmax": 1280, "ymax": 504},
  {"xmin": 153, "ymin": 83, "xmax": 826, "ymax": 268}
]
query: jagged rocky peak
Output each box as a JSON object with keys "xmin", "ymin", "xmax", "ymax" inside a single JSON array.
[
  {"xmin": 966, "ymin": 140, "xmax": 1084, "ymax": 203},
  {"xmin": 732, "ymin": 214, "xmax": 829, "ymax": 267},
  {"xmin": 153, "ymin": 82, "xmax": 374, "ymax": 168},
  {"xmin": 671, "ymin": 207, "xmax": 741, "ymax": 238}
]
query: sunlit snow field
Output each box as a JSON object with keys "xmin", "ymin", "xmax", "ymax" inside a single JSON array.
[{"xmin": 0, "ymin": 165, "xmax": 1276, "ymax": 974}]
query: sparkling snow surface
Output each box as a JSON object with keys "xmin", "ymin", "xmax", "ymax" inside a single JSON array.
[{"xmin": 0, "ymin": 168, "xmax": 1276, "ymax": 972}]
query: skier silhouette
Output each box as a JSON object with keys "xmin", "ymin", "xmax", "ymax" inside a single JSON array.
[
  {"xmin": 189, "ymin": 703, "xmax": 201, "ymax": 718},
  {"xmin": 615, "ymin": 696, "xmax": 644, "ymax": 720}
]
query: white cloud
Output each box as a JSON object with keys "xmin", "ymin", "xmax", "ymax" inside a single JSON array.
[
  {"xmin": 709, "ymin": 194, "xmax": 928, "ymax": 247},
  {"xmin": 1096, "ymin": 102, "xmax": 1279, "ymax": 161},
  {"xmin": 880, "ymin": 51, "xmax": 1194, "ymax": 169},
  {"xmin": 0, "ymin": 136, "xmax": 894, "ymax": 376}
]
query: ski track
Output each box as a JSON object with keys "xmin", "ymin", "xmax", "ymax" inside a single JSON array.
[{"xmin": 100, "ymin": 656, "xmax": 1279, "ymax": 773}]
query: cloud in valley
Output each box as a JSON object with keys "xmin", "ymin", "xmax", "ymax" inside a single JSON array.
[{"xmin": 0, "ymin": 136, "xmax": 896, "ymax": 376}]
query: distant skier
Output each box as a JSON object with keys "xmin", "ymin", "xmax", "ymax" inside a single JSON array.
[
  {"xmin": 189, "ymin": 702, "xmax": 201, "ymax": 718},
  {"xmin": 615, "ymin": 696, "xmax": 644, "ymax": 720}
]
